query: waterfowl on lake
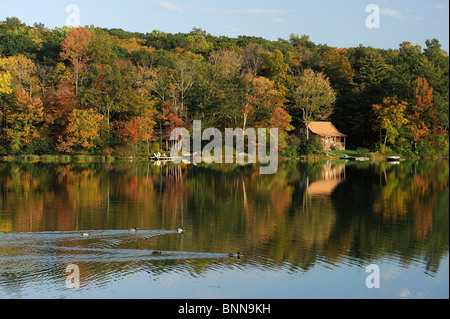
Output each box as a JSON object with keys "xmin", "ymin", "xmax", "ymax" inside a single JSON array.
[
  {"xmin": 129, "ymin": 228, "xmax": 138, "ymax": 232},
  {"xmin": 82, "ymin": 232, "xmax": 90, "ymax": 236},
  {"xmin": 152, "ymin": 250, "xmax": 163, "ymax": 255},
  {"xmin": 157, "ymin": 228, "xmax": 165, "ymax": 231},
  {"xmin": 228, "ymin": 251, "xmax": 241, "ymax": 257},
  {"xmin": 177, "ymin": 228, "xmax": 186, "ymax": 233}
]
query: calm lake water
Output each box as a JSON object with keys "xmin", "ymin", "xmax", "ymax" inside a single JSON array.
[{"xmin": 0, "ymin": 159, "xmax": 448, "ymax": 299}]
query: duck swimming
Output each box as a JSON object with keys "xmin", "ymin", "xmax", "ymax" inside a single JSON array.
[
  {"xmin": 129, "ymin": 228, "xmax": 138, "ymax": 232},
  {"xmin": 177, "ymin": 228, "xmax": 186, "ymax": 233},
  {"xmin": 228, "ymin": 251, "xmax": 241, "ymax": 257},
  {"xmin": 152, "ymin": 250, "xmax": 163, "ymax": 255},
  {"xmin": 82, "ymin": 232, "xmax": 90, "ymax": 236}
]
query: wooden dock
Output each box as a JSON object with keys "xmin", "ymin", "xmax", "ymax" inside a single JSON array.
[{"xmin": 149, "ymin": 156, "xmax": 179, "ymax": 161}]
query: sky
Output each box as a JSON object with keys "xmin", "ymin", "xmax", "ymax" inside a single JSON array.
[{"xmin": 1, "ymin": 0, "xmax": 449, "ymax": 51}]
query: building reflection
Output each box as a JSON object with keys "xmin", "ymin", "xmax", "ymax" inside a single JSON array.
[{"xmin": 306, "ymin": 163, "xmax": 345, "ymax": 197}]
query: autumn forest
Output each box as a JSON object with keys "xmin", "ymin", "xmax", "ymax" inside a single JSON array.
[{"xmin": 0, "ymin": 17, "xmax": 448, "ymax": 157}]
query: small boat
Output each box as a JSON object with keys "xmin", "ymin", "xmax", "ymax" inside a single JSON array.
[{"xmin": 387, "ymin": 156, "xmax": 400, "ymax": 161}]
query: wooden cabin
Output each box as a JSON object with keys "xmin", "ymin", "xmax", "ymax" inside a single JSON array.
[{"xmin": 294, "ymin": 121, "xmax": 347, "ymax": 150}]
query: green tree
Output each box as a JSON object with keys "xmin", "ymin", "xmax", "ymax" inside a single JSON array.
[
  {"xmin": 81, "ymin": 61, "xmax": 134, "ymax": 129},
  {"xmin": 293, "ymin": 68, "xmax": 336, "ymax": 139},
  {"xmin": 319, "ymin": 46, "xmax": 354, "ymax": 92}
]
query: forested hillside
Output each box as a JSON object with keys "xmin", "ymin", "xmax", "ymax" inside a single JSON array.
[{"xmin": 0, "ymin": 17, "xmax": 448, "ymax": 156}]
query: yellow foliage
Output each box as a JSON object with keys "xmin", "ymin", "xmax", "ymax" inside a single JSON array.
[
  {"xmin": 0, "ymin": 70, "xmax": 13, "ymax": 95},
  {"xmin": 1, "ymin": 55, "xmax": 39, "ymax": 96},
  {"xmin": 111, "ymin": 36, "xmax": 154, "ymax": 53}
]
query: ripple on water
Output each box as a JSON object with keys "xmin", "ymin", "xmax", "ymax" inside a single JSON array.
[{"xmin": 0, "ymin": 230, "xmax": 244, "ymax": 297}]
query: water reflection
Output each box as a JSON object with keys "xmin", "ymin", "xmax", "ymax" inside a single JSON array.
[{"xmin": 0, "ymin": 159, "xmax": 448, "ymax": 298}]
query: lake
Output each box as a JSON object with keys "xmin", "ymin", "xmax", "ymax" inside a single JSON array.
[{"xmin": 0, "ymin": 159, "xmax": 448, "ymax": 299}]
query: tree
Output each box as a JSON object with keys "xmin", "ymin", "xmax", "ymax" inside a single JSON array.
[
  {"xmin": 352, "ymin": 49, "xmax": 391, "ymax": 89},
  {"xmin": 186, "ymin": 34, "xmax": 213, "ymax": 55},
  {"xmin": 332, "ymin": 46, "xmax": 392, "ymax": 148},
  {"xmin": 261, "ymin": 49, "xmax": 289, "ymax": 95},
  {"xmin": 241, "ymin": 43, "xmax": 268, "ymax": 76},
  {"xmin": 44, "ymin": 81, "xmax": 76, "ymax": 142},
  {"xmin": 293, "ymin": 68, "xmax": 336, "ymax": 139},
  {"xmin": 270, "ymin": 107, "xmax": 294, "ymax": 154},
  {"xmin": 0, "ymin": 69, "xmax": 13, "ymax": 96},
  {"xmin": 120, "ymin": 114, "xmax": 156, "ymax": 154},
  {"xmin": 4, "ymin": 89, "xmax": 45, "ymax": 153},
  {"xmin": 242, "ymin": 74, "xmax": 284, "ymax": 130},
  {"xmin": 0, "ymin": 67, "xmax": 13, "ymax": 144},
  {"xmin": 81, "ymin": 60, "xmax": 134, "ymax": 129},
  {"xmin": 424, "ymin": 39, "xmax": 448, "ymax": 69},
  {"xmin": 373, "ymin": 96, "xmax": 409, "ymax": 147},
  {"xmin": 87, "ymin": 27, "xmax": 113, "ymax": 65},
  {"xmin": 169, "ymin": 56, "xmax": 197, "ymax": 118},
  {"xmin": 209, "ymin": 49, "xmax": 242, "ymax": 75},
  {"xmin": 57, "ymin": 108, "xmax": 103, "ymax": 153},
  {"xmin": 319, "ymin": 46, "xmax": 354, "ymax": 92},
  {"xmin": 60, "ymin": 27, "xmax": 91, "ymax": 97},
  {"xmin": 289, "ymin": 34, "xmax": 316, "ymax": 49},
  {"xmin": 0, "ymin": 55, "xmax": 38, "ymax": 97},
  {"xmin": 0, "ymin": 19, "xmax": 38, "ymax": 59},
  {"xmin": 409, "ymin": 78, "xmax": 434, "ymax": 149}
]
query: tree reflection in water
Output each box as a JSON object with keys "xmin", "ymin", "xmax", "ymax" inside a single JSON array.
[{"xmin": 0, "ymin": 159, "xmax": 448, "ymax": 296}]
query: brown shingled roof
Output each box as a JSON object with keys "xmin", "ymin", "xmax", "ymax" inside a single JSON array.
[{"xmin": 308, "ymin": 121, "xmax": 346, "ymax": 137}]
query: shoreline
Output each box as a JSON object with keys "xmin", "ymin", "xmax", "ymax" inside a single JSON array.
[{"xmin": 0, "ymin": 154, "xmax": 447, "ymax": 164}]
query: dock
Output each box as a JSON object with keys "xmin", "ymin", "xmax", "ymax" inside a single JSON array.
[
  {"xmin": 340, "ymin": 157, "xmax": 370, "ymax": 161},
  {"xmin": 149, "ymin": 156, "xmax": 179, "ymax": 161}
]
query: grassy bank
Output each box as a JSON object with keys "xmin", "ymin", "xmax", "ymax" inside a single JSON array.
[
  {"xmin": 0, "ymin": 154, "xmax": 152, "ymax": 163},
  {"xmin": 1, "ymin": 151, "xmax": 447, "ymax": 164},
  {"xmin": 297, "ymin": 149, "xmax": 448, "ymax": 162}
]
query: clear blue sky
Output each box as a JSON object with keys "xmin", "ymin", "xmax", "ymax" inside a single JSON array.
[{"xmin": 1, "ymin": 0, "xmax": 449, "ymax": 51}]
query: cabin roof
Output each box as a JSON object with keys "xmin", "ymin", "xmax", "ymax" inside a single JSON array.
[{"xmin": 306, "ymin": 121, "xmax": 346, "ymax": 137}]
